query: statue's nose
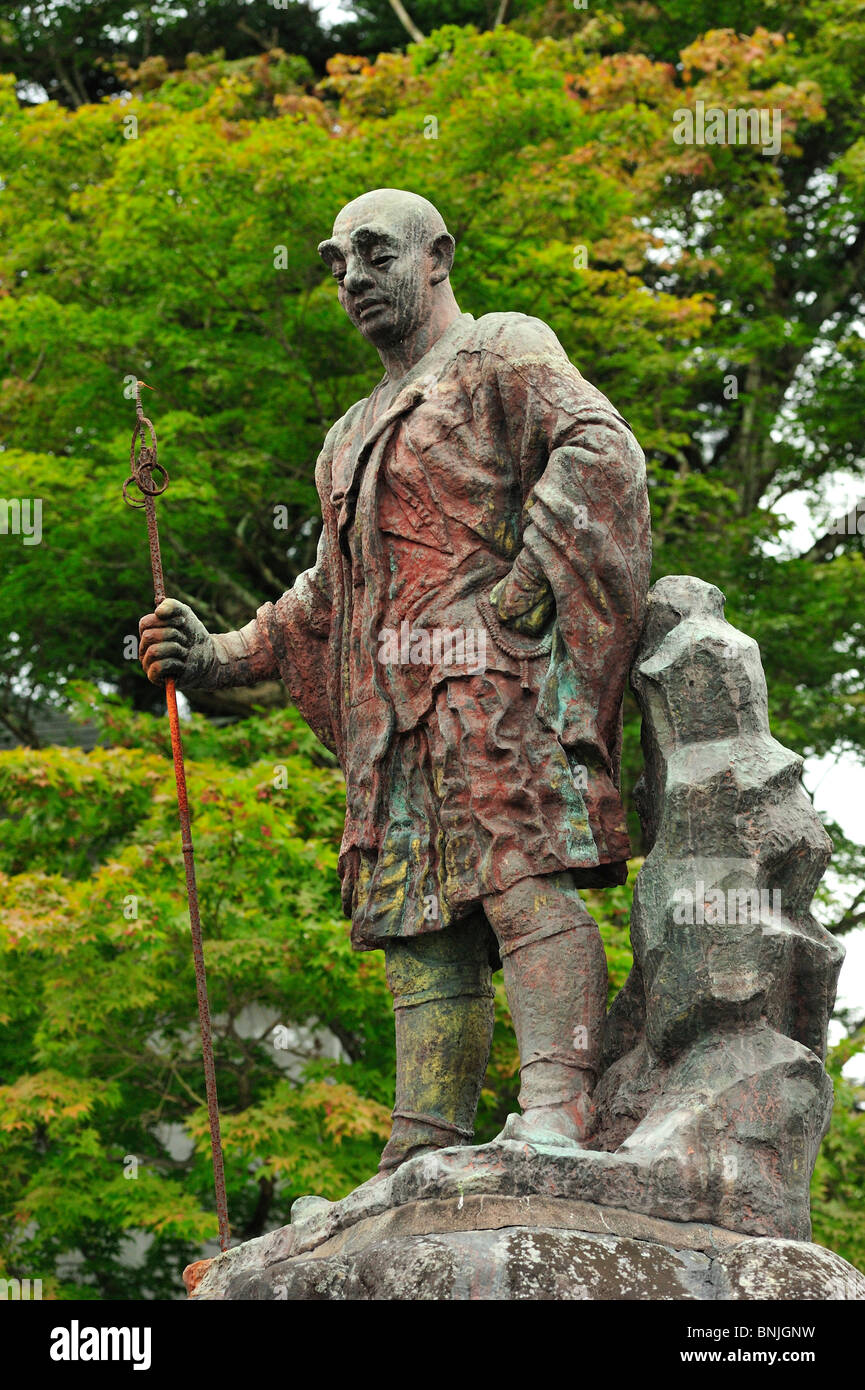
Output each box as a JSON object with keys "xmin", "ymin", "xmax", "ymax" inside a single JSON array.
[{"xmin": 344, "ymin": 257, "xmax": 373, "ymax": 295}]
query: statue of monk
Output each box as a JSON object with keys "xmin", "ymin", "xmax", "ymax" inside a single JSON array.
[{"xmin": 139, "ymin": 188, "xmax": 652, "ymax": 1175}]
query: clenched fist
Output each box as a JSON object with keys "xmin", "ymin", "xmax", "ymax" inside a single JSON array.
[
  {"xmin": 489, "ymin": 552, "xmax": 554, "ymax": 637},
  {"xmin": 138, "ymin": 598, "xmax": 217, "ymax": 688}
]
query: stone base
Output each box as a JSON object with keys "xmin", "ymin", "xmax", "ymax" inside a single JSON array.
[
  {"xmin": 185, "ymin": 1141, "xmax": 865, "ymax": 1301},
  {"xmin": 187, "ymin": 1195, "xmax": 863, "ymax": 1301}
]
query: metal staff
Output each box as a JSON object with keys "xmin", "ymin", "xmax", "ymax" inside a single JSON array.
[{"xmin": 123, "ymin": 380, "xmax": 230, "ymax": 1253}]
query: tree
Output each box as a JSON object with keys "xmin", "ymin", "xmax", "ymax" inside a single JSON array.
[
  {"xmin": 0, "ymin": 690, "xmax": 395, "ymax": 1297},
  {"xmin": 332, "ymin": 0, "xmax": 500, "ymax": 53},
  {"xmin": 0, "ymin": 1, "xmax": 331, "ymax": 106}
]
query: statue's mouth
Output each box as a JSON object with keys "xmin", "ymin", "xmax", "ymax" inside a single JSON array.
[{"xmin": 357, "ymin": 298, "xmax": 387, "ymax": 318}]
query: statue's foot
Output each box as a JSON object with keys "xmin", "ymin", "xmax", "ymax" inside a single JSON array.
[
  {"xmin": 494, "ymin": 1095, "xmax": 595, "ymax": 1149},
  {"xmin": 378, "ymin": 1114, "xmax": 471, "ymax": 1177},
  {"xmin": 376, "ymin": 1142, "xmax": 440, "ymax": 1178}
]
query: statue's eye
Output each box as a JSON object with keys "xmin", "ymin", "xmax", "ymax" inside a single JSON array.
[
  {"xmin": 333, "ymin": 266, "xmax": 346, "ymax": 282},
  {"xmin": 372, "ymin": 255, "xmax": 394, "ymax": 269}
]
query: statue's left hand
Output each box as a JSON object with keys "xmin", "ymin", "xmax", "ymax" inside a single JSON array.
[{"xmin": 490, "ymin": 555, "xmax": 554, "ymax": 636}]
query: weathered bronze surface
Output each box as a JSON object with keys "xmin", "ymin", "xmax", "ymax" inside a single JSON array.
[{"xmin": 140, "ymin": 187, "xmax": 652, "ymax": 1173}]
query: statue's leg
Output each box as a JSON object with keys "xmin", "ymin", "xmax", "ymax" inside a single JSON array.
[
  {"xmin": 482, "ymin": 870, "xmax": 607, "ymax": 1145},
  {"xmin": 378, "ymin": 915, "xmax": 495, "ymax": 1174}
]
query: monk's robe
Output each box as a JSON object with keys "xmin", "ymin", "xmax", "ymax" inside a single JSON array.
[{"xmin": 248, "ymin": 312, "xmax": 652, "ymax": 950}]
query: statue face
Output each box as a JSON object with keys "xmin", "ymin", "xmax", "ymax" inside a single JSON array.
[{"xmin": 318, "ymin": 211, "xmax": 435, "ymax": 349}]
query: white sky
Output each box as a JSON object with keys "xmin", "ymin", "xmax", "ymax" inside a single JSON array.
[
  {"xmin": 767, "ymin": 479, "xmax": 865, "ymax": 1075},
  {"xmin": 310, "ymin": 0, "xmax": 355, "ymax": 24}
]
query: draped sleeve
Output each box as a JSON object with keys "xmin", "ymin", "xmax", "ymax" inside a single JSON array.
[{"xmin": 484, "ymin": 317, "xmax": 652, "ymax": 772}]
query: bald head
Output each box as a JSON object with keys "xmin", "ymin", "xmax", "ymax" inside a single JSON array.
[
  {"xmin": 318, "ymin": 188, "xmax": 460, "ymax": 374},
  {"xmin": 332, "ymin": 188, "xmax": 449, "ymax": 244}
]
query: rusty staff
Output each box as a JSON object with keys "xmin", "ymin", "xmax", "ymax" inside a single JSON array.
[{"xmin": 123, "ymin": 380, "xmax": 230, "ymax": 1253}]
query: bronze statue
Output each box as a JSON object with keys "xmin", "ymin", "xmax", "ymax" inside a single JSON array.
[{"xmin": 139, "ymin": 187, "xmax": 652, "ymax": 1176}]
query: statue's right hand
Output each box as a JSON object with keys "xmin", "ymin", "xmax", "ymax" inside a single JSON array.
[{"xmin": 138, "ymin": 598, "xmax": 216, "ymax": 688}]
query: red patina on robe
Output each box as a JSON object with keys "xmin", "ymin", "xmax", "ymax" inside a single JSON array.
[{"xmin": 252, "ymin": 312, "xmax": 652, "ymax": 947}]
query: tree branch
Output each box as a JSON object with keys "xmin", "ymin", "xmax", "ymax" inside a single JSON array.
[
  {"xmin": 0, "ymin": 703, "xmax": 40, "ymax": 748},
  {"xmin": 387, "ymin": 0, "xmax": 425, "ymax": 44},
  {"xmin": 236, "ymin": 20, "xmax": 276, "ymax": 53}
]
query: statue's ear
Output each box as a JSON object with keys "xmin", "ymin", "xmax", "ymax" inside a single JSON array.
[{"xmin": 429, "ymin": 232, "xmax": 455, "ymax": 284}]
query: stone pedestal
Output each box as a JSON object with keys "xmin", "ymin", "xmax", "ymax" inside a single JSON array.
[{"xmin": 185, "ymin": 1141, "xmax": 864, "ymax": 1301}]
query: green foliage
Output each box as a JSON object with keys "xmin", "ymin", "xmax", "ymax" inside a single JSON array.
[
  {"xmin": 0, "ymin": 689, "xmax": 394, "ymax": 1298},
  {"xmin": 811, "ymin": 1031, "xmax": 865, "ymax": 1270}
]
